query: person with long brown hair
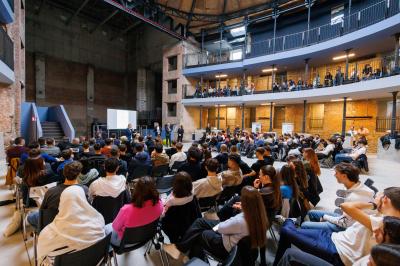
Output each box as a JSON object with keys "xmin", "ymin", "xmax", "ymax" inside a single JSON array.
[
  {"xmin": 254, "ymin": 165, "xmax": 282, "ymax": 212},
  {"xmin": 279, "ymin": 164, "xmax": 300, "ymax": 201},
  {"xmin": 302, "ymin": 148, "xmax": 321, "ymax": 177},
  {"xmin": 18, "ymin": 148, "xmax": 56, "ymax": 187},
  {"xmin": 106, "ymin": 176, "xmax": 163, "ymax": 246},
  {"xmin": 164, "ymin": 186, "xmax": 268, "ymax": 261}
]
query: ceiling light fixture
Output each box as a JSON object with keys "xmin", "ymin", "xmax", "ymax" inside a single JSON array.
[
  {"xmin": 262, "ymin": 68, "xmax": 278, "ymax": 73},
  {"xmin": 215, "ymin": 74, "xmax": 228, "ymax": 78},
  {"xmin": 332, "ymin": 53, "xmax": 355, "ymax": 60},
  {"xmin": 331, "ymin": 98, "xmax": 352, "ymax": 102}
]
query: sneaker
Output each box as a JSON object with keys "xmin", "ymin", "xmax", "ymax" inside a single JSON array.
[
  {"xmin": 163, "ymin": 244, "xmax": 181, "ymax": 260},
  {"xmin": 335, "ymin": 198, "xmax": 345, "ymax": 207},
  {"xmin": 274, "ymin": 215, "xmax": 298, "ymax": 226}
]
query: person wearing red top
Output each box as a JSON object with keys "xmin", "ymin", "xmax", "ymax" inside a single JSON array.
[
  {"xmin": 100, "ymin": 138, "xmax": 114, "ymax": 158},
  {"xmin": 105, "ymin": 176, "xmax": 163, "ymax": 246}
]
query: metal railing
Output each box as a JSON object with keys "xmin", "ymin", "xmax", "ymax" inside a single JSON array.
[
  {"xmin": 0, "ymin": 27, "xmax": 14, "ymax": 70},
  {"xmin": 376, "ymin": 116, "xmax": 400, "ymax": 132},
  {"xmin": 183, "ymin": 0, "xmax": 400, "ymax": 68},
  {"xmin": 184, "ymin": 45, "xmax": 244, "ymax": 68}
]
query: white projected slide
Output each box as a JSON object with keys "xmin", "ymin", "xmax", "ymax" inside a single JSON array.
[{"xmin": 107, "ymin": 109, "xmax": 137, "ymax": 129}]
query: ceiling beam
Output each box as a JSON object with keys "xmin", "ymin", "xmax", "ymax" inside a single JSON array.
[
  {"xmin": 185, "ymin": 0, "xmax": 197, "ymax": 29},
  {"xmin": 90, "ymin": 9, "xmax": 119, "ymax": 33},
  {"xmin": 110, "ymin": 20, "xmax": 141, "ymax": 40},
  {"xmin": 103, "ymin": 0, "xmax": 186, "ymax": 40},
  {"xmin": 65, "ymin": 0, "xmax": 91, "ymax": 25}
]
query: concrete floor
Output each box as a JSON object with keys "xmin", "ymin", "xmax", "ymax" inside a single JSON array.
[{"xmin": 0, "ymin": 147, "xmax": 398, "ymax": 266}]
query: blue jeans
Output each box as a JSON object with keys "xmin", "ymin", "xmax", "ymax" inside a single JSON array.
[
  {"xmin": 277, "ymin": 248, "xmax": 333, "ymax": 266},
  {"xmin": 105, "ymin": 223, "xmax": 121, "ymax": 246},
  {"xmin": 301, "ymin": 210, "xmax": 344, "ymax": 232},
  {"xmin": 335, "ymin": 154, "xmax": 354, "ymax": 164},
  {"xmin": 27, "ymin": 210, "xmax": 39, "ymax": 231},
  {"xmin": 273, "ymin": 220, "xmax": 343, "ymax": 266}
]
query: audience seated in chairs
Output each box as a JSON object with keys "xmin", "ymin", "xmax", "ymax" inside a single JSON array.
[
  {"xmin": 110, "ymin": 148, "xmax": 128, "ymax": 177},
  {"xmin": 27, "ymin": 161, "xmax": 88, "ymax": 231},
  {"xmin": 278, "ymin": 165, "xmax": 300, "ymax": 218},
  {"xmin": 20, "ymin": 142, "xmax": 58, "ymax": 165},
  {"xmin": 163, "ymin": 172, "xmax": 194, "ymax": 214},
  {"xmin": 301, "ymin": 162, "xmax": 374, "ymax": 232},
  {"xmin": 178, "ymin": 146, "xmax": 204, "ymax": 182},
  {"xmin": 6, "ymin": 137, "xmax": 28, "ymax": 163},
  {"xmin": 215, "ymin": 144, "xmax": 229, "ymax": 171},
  {"xmin": 100, "ymin": 138, "xmax": 114, "ymax": 158},
  {"xmin": 17, "ymin": 149, "xmax": 59, "ymax": 206},
  {"xmin": 151, "ymin": 143, "xmax": 170, "ymax": 167},
  {"xmin": 316, "ymin": 137, "xmax": 336, "ymax": 160},
  {"xmin": 127, "ymin": 143, "xmax": 151, "ymax": 181},
  {"xmin": 37, "ymin": 185, "xmax": 106, "ymax": 265},
  {"xmin": 335, "ymin": 139, "xmax": 367, "ymax": 165},
  {"xmin": 40, "ymin": 138, "xmax": 61, "ymax": 157},
  {"xmin": 56, "ymin": 149, "xmax": 74, "ymax": 177},
  {"xmin": 80, "ymin": 141, "xmax": 94, "ymax": 158},
  {"xmin": 77, "ymin": 158, "xmax": 99, "ymax": 187},
  {"xmin": 193, "ymin": 158, "xmax": 223, "ymax": 199},
  {"xmin": 242, "ymin": 147, "xmax": 270, "ymax": 187},
  {"xmin": 220, "ymin": 154, "xmax": 243, "ymax": 187},
  {"xmin": 105, "ymin": 176, "xmax": 163, "ymax": 247},
  {"xmin": 164, "ymin": 186, "xmax": 268, "ymax": 263},
  {"xmin": 88, "ymin": 158, "xmax": 127, "ymax": 202},
  {"xmin": 169, "ymin": 142, "xmax": 187, "ymax": 169},
  {"xmin": 273, "ymin": 187, "xmax": 400, "ymax": 266},
  {"xmin": 118, "ymin": 144, "xmax": 132, "ymax": 165},
  {"xmin": 162, "ymin": 172, "xmax": 202, "ymax": 243}
]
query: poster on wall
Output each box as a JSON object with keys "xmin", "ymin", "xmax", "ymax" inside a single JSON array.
[
  {"xmin": 252, "ymin": 122, "xmax": 262, "ymax": 134},
  {"xmin": 282, "ymin": 123, "xmax": 294, "ymax": 135}
]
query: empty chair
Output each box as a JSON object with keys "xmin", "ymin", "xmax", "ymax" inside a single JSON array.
[
  {"xmin": 156, "ymin": 174, "xmax": 175, "ymax": 194},
  {"xmin": 129, "ymin": 165, "xmax": 151, "ymax": 181},
  {"xmin": 54, "ymin": 233, "xmax": 111, "ymax": 266},
  {"xmin": 152, "ymin": 164, "xmax": 169, "ymax": 178},
  {"xmin": 92, "ymin": 190, "xmax": 131, "ymax": 224}
]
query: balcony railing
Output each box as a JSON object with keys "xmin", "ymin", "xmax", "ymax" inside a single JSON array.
[
  {"xmin": 0, "ymin": 27, "xmax": 14, "ymax": 70},
  {"xmin": 184, "ymin": 0, "xmax": 400, "ymax": 68},
  {"xmin": 182, "ymin": 71, "xmax": 400, "ymax": 99},
  {"xmin": 376, "ymin": 116, "xmax": 400, "ymax": 132}
]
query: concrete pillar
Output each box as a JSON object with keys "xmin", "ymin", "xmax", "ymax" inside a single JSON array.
[
  {"xmin": 219, "ymin": 25, "xmax": 223, "ymax": 63},
  {"xmin": 272, "ymin": 64, "xmax": 276, "ymax": 85},
  {"xmin": 241, "ymin": 103, "xmax": 245, "ymax": 131},
  {"xmin": 217, "ymin": 104, "xmax": 220, "ymax": 130},
  {"xmin": 302, "ymin": 100, "xmax": 307, "ymax": 133},
  {"xmin": 306, "ymin": 0, "xmax": 312, "ymax": 44},
  {"xmin": 272, "ymin": 12, "xmax": 278, "ymax": 53},
  {"xmin": 35, "ymin": 54, "xmax": 46, "ymax": 104},
  {"xmin": 345, "ymin": 49, "xmax": 351, "ymax": 80},
  {"xmin": 395, "ymin": 34, "xmax": 400, "ymax": 70},
  {"xmin": 391, "ymin": 91, "xmax": 398, "ymax": 138},
  {"xmin": 348, "ymin": 0, "xmax": 352, "ymax": 31},
  {"xmin": 136, "ymin": 68, "xmax": 147, "ymax": 111},
  {"xmin": 269, "ymin": 102, "xmax": 273, "ymax": 132},
  {"xmin": 86, "ymin": 66, "xmax": 95, "ymax": 136},
  {"xmin": 199, "ymin": 105, "xmax": 203, "ymax": 129},
  {"xmin": 243, "ymin": 17, "xmax": 248, "ymax": 59},
  {"xmin": 341, "ymin": 97, "xmax": 348, "ymax": 136},
  {"xmin": 304, "ymin": 58, "xmax": 310, "ymax": 83},
  {"xmin": 201, "ymin": 29, "xmax": 205, "ymax": 52}
]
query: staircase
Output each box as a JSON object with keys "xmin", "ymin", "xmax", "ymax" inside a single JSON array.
[{"xmin": 41, "ymin": 121, "xmax": 65, "ymax": 142}]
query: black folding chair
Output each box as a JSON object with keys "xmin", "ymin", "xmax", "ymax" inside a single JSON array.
[
  {"xmin": 92, "ymin": 190, "xmax": 131, "ymax": 224},
  {"xmin": 34, "ymin": 209, "xmax": 59, "ymax": 266},
  {"xmin": 156, "ymin": 175, "xmax": 175, "ymax": 194},
  {"xmin": 170, "ymin": 161, "xmax": 186, "ymax": 174},
  {"xmin": 203, "ymin": 245, "xmax": 238, "ymax": 266},
  {"xmin": 198, "ymin": 194, "xmax": 219, "ymax": 212},
  {"xmin": 111, "ymin": 219, "xmax": 167, "ymax": 266},
  {"xmin": 54, "ymin": 233, "xmax": 111, "ymax": 266},
  {"xmin": 152, "ymin": 164, "xmax": 169, "ymax": 178},
  {"xmin": 217, "ymin": 186, "xmax": 239, "ymax": 205}
]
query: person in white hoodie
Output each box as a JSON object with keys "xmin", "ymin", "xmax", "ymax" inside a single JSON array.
[
  {"xmin": 301, "ymin": 162, "xmax": 374, "ymax": 232},
  {"xmin": 88, "ymin": 158, "xmax": 127, "ymax": 202}
]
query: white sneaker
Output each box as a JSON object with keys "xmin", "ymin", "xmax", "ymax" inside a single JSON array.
[{"xmin": 163, "ymin": 244, "xmax": 181, "ymax": 260}]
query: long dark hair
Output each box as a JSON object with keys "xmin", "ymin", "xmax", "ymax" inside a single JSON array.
[
  {"xmin": 279, "ymin": 165, "xmax": 300, "ymax": 200},
  {"xmin": 260, "ymin": 165, "xmax": 281, "ymax": 209},
  {"xmin": 241, "ymin": 186, "xmax": 269, "ymax": 249},
  {"xmin": 172, "ymin": 172, "xmax": 192, "ymax": 198},
  {"xmin": 131, "ymin": 176, "xmax": 159, "ymax": 208},
  {"xmin": 292, "ymin": 160, "xmax": 308, "ymax": 190},
  {"xmin": 24, "ymin": 149, "xmax": 45, "ymax": 187},
  {"xmin": 303, "ymin": 148, "xmax": 321, "ymax": 176}
]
